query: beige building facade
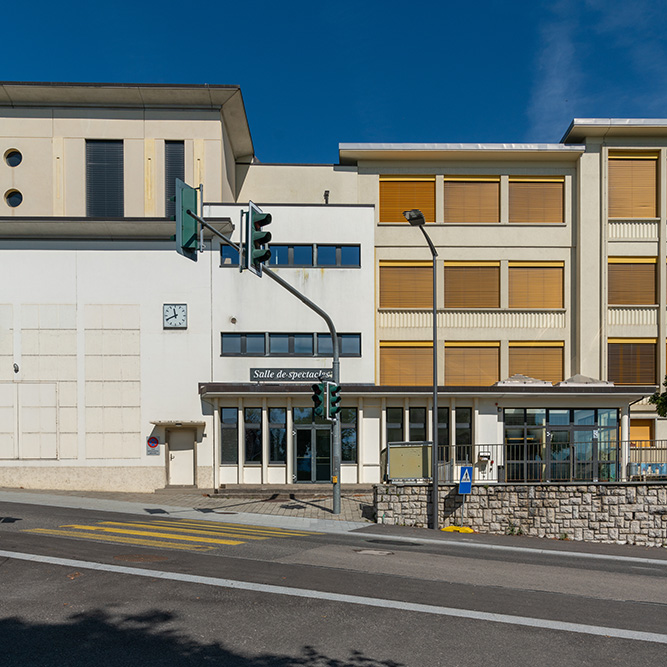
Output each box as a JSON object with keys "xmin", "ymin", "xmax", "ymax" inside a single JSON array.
[{"xmin": 0, "ymin": 82, "xmax": 664, "ymax": 491}]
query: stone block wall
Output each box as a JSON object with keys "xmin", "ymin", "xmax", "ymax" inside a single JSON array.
[{"xmin": 374, "ymin": 483, "xmax": 667, "ymax": 547}]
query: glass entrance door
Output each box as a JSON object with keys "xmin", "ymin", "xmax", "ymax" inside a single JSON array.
[{"xmin": 293, "ymin": 407, "xmax": 331, "ymax": 483}]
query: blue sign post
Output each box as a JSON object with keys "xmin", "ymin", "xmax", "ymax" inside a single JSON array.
[{"xmin": 458, "ymin": 466, "xmax": 473, "ymax": 495}]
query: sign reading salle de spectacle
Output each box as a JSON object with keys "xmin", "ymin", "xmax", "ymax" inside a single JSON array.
[{"xmin": 250, "ymin": 368, "xmax": 333, "ymax": 382}]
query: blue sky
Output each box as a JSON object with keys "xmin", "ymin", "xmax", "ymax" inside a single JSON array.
[{"xmin": 6, "ymin": 0, "xmax": 667, "ymax": 163}]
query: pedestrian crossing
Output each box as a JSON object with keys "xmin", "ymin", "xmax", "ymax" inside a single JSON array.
[{"xmin": 24, "ymin": 518, "xmax": 322, "ymax": 552}]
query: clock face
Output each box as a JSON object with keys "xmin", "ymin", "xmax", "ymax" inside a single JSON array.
[{"xmin": 163, "ymin": 303, "xmax": 187, "ymax": 329}]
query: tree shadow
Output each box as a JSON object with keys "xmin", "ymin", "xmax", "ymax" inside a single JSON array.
[{"xmin": 2, "ymin": 608, "xmax": 406, "ymax": 667}]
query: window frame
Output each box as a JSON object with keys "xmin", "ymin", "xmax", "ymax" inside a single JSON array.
[
  {"xmin": 266, "ymin": 244, "xmax": 361, "ymax": 268},
  {"xmin": 220, "ymin": 407, "xmax": 239, "ymax": 465},
  {"xmin": 86, "ymin": 139, "xmax": 124, "ymax": 218},
  {"xmin": 221, "ymin": 332, "xmax": 361, "ymax": 358}
]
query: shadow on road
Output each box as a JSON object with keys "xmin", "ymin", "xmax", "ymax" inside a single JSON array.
[{"xmin": 2, "ymin": 609, "xmax": 406, "ymax": 666}]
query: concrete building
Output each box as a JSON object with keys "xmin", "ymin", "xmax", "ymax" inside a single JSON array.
[{"xmin": 0, "ymin": 81, "xmax": 664, "ymax": 491}]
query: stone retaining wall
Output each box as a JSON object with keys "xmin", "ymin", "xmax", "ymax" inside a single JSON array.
[{"xmin": 374, "ymin": 483, "xmax": 667, "ymax": 547}]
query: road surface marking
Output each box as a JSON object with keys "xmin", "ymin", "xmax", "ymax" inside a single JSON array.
[{"xmin": 2, "ymin": 548, "xmax": 666, "ymax": 646}]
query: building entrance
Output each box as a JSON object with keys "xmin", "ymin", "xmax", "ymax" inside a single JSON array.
[{"xmin": 293, "ymin": 407, "xmax": 331, "ymax": 483}]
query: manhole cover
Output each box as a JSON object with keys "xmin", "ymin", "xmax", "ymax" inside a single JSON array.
[
  {"xmin": 113, "ymin": 554, "xmax": 169, "ymax": 563},
  {"xmin": 355, "ymin": 549, "xmax": 394, "ymax": 556},
  {"xmin": 365, "ymin": 539, "xmax": 420, "ymax": 547}
]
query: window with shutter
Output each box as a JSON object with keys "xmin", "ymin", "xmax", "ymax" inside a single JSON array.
[
  {"xmin": 444, "ymin": 263, "xmax": 500, "ymax": 308},
  {"xmin": 509, "ymin": 178, "xmax": 564, "ymax": 223},
  {"xmin": 508, "ymin": 344, "xmax": 564, "ymax": 384},
  {"xmin": 86, "ymin": 140, "xmax": 124, "ymax": 217},
  {"xmin": 608, "ymin": 260, "xmax": 657, "ymax": 305},
  {"xmin": 608, "ymin": 153, "xmax": 658, "ymax": 219},
  {"xmin": 165, "ymin": 141, "xmax": 185, "ymax": 219},
  {"xmin": 509, "ymin": 263, "xmax": 564, "ymax": 308},
  {"xmin": 443, "ymin": 178, "xmax": 500, "ymax": 223},
  {"xmin": 444, "ymin": 344, "xmax": 499, "ymax": 386},
  {"xmin": 379, "ymin": 263, "xmax": 432, "ymax": 308},
  {"xmin": 608, "ymin": 339, "xmax": 656, "ymax": 385},
  {"xmin": 380, "ymin": 344, "xmax": 432, "ymax": 386},
  {"xmin": 379, "ymin": 178, "xmax": 435, "ymax": 223}
]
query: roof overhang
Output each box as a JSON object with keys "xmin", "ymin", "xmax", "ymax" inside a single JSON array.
[
  {"xmin": 0, "ymin": 81, "xmax": 254, "ymax": 161},
  {"xmin": 199, "ymin": 383, "xmax": 653, "ymax": 401},
  {"xmin": 0, "ymin": 217, "xmax": 232, "ymax": 241},
  {"xmin": 562, "ymin": 118, "xmax": 667, "ymax": 144},
  {"xmin": 338, "ymin": 143, "xmax": 585, "ymax": 166}
]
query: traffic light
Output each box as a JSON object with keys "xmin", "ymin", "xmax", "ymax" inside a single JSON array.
[
  {"xmin": 327, "ymin": 382, "xmax": 341, "ymax": 419},
  {"xmin": 311, "ymin": 382, "xmax": 326, "ymax": 419},
  {"xmin": 245, "ymin": 201, "xmax": 272, "ymax": 276},
  {"xmin": 175, "ymin": 179, "xmax": 198, "ymax": 261}
]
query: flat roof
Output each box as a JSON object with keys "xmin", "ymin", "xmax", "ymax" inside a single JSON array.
[
  {"xmin": 562, "ymin": 118, "xmax": 667, "ymax": 143},
  {"xmin": 0, "ymin": 81, "xmax": 254, "ymax": 160},
  {"xmin": 338, "ymin": 142, "xmax": 585, "ymax": 165}
]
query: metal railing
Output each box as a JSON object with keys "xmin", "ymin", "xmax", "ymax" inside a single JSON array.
[{"xmin": 383, "ymin": 440, "xmax": 667, "ymax": 484}]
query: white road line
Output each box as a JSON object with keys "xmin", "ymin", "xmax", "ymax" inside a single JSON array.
[{"xmin": 1, "ymin": 548, "xmax": 666, "ymax": 645}]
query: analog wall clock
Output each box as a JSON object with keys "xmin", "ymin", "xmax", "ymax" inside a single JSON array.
[{"xmin": 163, "ymin": 303, "xmax": 187, "ymax": 329}]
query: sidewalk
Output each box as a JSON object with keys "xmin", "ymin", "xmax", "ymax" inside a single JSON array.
[{"xmin": 0, "ymin": 486, "xmax": 375, "ymax": 534}]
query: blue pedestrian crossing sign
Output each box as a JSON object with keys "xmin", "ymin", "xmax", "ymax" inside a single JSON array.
[{"xmin": 458, "ymin": 466, "xmax": 473, "ymax": 494}]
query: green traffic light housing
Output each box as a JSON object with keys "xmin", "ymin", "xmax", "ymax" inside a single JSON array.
[
  {"xmin": 311, "ymin": 382, "xmax": 326, "ymax": 419},
  {"xmin": 327, "ymin": 382, "xmax": 341, "ymax": 419},
  {"xmin": 175, "ymin": 179, "xmax": 199, "ymax": 261},
  {"xmin": 245, "ymin": 201, "xmax": 272, "ymax": 276}
]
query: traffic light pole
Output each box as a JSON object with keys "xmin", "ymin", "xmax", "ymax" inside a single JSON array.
[{"xmin": 185, "ymin": 210, "xmax": 343, "ymax": 515}]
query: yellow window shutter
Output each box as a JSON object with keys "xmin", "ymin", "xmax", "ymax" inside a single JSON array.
[
  {"xmin": 509, "ymin": 346, "xmax": 563, "ymax": 384},
  {"xmin": 608, "ymin": 156, "xmax": 657, "ymax": 218},
  {"xmin": 444, "ymin": 346, "xmax": 499, "ymax": 386},
  {"xmin": 380, "ymin": 266, "xmax": 432, "ymax": 308},
  {"xmin": 443, "ymin": 180, "xmax": 499, "ymax": 223},
  {"xmin": 509, "ymin": 266, "xmax": 564, "ymax": 308},
  {"xmin": 444, "ymin": 265, "xmax": 500, "ymax": 308},
  {"xmin": 608, "ymin": 263, "xmax": 657, "ymax": 305},
  {"xmin": 608, "ymin": 341, "xmax": 656, "ymax": 385},
  {"xmin": 509, "ymin": 180, "xmax": 564, "ymax": 223},
  {"xmin": 380, "ymin": 346, "xmax": 433, "ymax": 385},
  {"xmin": 379, "ymin": 179, "xmax": 436, "ymax": 223}
]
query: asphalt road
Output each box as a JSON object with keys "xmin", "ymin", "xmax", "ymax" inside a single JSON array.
[{"xmin": 1, "ymin": 500, "xmax": 666, "ymax": 666}]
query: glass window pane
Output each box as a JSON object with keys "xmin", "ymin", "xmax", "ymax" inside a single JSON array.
[
  {"xmin": 221, "ymin": 430, "xmax": 238, "ymax": 464},
  {"xmin": 294, "ymin": 334, "xmax": 313, "ymax": 355},
  {"xmin": 269, "ymin": 334, "xmax": 289, "ymax": 354},
  {"xmin": 548, "ymin": 409, "xmax": 570, "ymax": 425},
  {"xmin": 221, "ymin": 408, "xmax": 237, "ymax": 425},
  {"xmin": 293, "ymin": 245, "xmax": 313, "ymax": 265},
  {"xmin": 409, "ymin": 407, "xmax": 427, "ymax": 442},
  {"xmin": 269, "ymin": 408, "xmax": 286, "ymax": 424},
  {"xmin": 245, "ymin": 408, "xmax": 261, "ymax": 424},
  {"xmin": 342, "ymin": 427, "xmax": 357, "ymax": 462},
  {"xmin": 317, "ymin": 245, "xmax": 336, "ymax": 266},
  {"xmin": 246, "ymin": 334, "xmax": 265, "ymax": 355},
  {"xmin": 221, "ymin": 246, "xmax": 239, "ymax": 266},
  {"xmin": 294, "ymin": 407, "xmax": 313, "ymax": 424},
  {"xmin": 269, "ymin": 245, "xmax": 289, "ymax": 265},
  {"xmin": 526, "ymin": 409, "xmax": 546, "ymax": 426},
  {"xmin": 221, "ymin": 334, "xmax": 241, "ymax": 354},
  {"xmin": 598, "ymin": 409, "xmax": 618, "ymax": 427},
  {"xmin": 245, "ymin": 429, "xmax": 262, "ymax": 463},
  {"xmin": 504, "ymin": 408, "xmax": 524, "ymax": 426},
  {"xmin": 317, "ymin": 334, "xmax": 333, "ymax": 356},
  {"xmin": 340, "ymin": 334, "xmax": 361, "ymax": 356},
  {"xmin": 573, "ymin": 409, "xmax": 595, "ymax": 426},
  {"xmin": 340, "ymin": 246, "xmax": 360, "ymax": 267},
  {"xmin": 386, "ymin": 407, "xmax": 404, "ymax": 443},
  {"xmin": 269, "ymin": 427, "xmax": 286, "ymax": 463},
  {"xmin": 339, "ymin": 408, "xmax": 357, "ymax": 425}
]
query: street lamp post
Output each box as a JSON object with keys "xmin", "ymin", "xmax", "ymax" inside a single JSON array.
[{"xmin": 403, "ymin": 209, "xmax": 439, "ymax": 530}]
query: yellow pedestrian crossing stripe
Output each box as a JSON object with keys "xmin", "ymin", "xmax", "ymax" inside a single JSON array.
[{"xmin": 23, "ymin": 518, "xmax": 322, "ymax": 553}]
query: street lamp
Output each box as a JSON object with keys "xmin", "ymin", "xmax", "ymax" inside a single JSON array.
[{"xmin": 403, "ymin": 209, "xmax": 439, "ymax": 530}]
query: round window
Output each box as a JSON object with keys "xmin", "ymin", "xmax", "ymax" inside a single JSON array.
[
  {"xmin": 5, "ymin": 190, "xmax": 23, "ymax": 207},
  {"xmin": 4, "ymin": 150, "xmax": 22, "ymax": 167}
]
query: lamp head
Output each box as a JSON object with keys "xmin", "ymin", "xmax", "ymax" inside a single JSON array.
[{"xmin": 403, "ymin": 209, "xmax": 426, "ymax": 226}]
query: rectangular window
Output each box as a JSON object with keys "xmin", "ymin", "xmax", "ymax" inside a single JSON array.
[
  {"xmin": 508, "ymin": 344, "xmax": 564, "ymax": 384},
  {"xmin": 509, "ymin": 263, "xmax": 564, "ymax": 309},
  {"xmin": 222, "ymin": 333, "xmax": 360, "ymax": 357},
  {"xmin": 268, "ymin": 408, "xmax": 287, "ymax": 463},
  {"xmin": 165, "ymin": 141, "xmax": 184, "ymax": 219},
  {"xmin": 444, "ymin": 344, "xmax": 499, "ymax": 386},
  {"xmin": 608, "ymin": 339, "xmax": 656, "ymax": 384},
  {"xmin": 443, "ymin": 178, "xmax": 500, "ymax": 223},
  {"xmin": 221, "ymin": 333, "xmax": 266, "ymax": 356},
  {"xmin": 630, "ymin": 419, "xmax": 654, "ymax": 446},
  {"xmin": 341, "ymin": 408, "xmax": 358, "ymax": 463},
  {"xmin": 316, "ymin": 333, "xmax": 362, "ymax": 357},
  {"xmin": 437, "ymin": 407, "xmax": 449, "ymax": 462},
  {"xmin": 379, "ymin": 263, "xmax": 433, "ymax": 308},
  {"xmin": 608, "ymin": 153, "xmax": 658, "ymax": 219},
  {"xmin": 444, "ymin": 263, "xmax": 500, "ymax": 308},
  {"xmin": 379, "ymin": 177, "xmax": 436, "ymax": 223},
  {"xmin": 380, "ymin": 344, "xmax": 433, "ymax": 386},
  {"xmin": 608, "ymin": 260, "xmax": 657, "ymax": 305},
  {"xmin": 455, "ymin": 408, "xmax": 473, "ymax": 464},
  {"xmin": 221, "ymin": 245, "xmax": 239, "ymax": 266},
  {"xmin": 244, "ymin": 408, "xmax": 262, "ymax": 463},
  {"xmin": 386, "ymin": 407, "xmax": 404, "ymax": 443},
  {"xmin": 267, "ymin": 244, "xmax": 360, "ymax": 267},
  {"xmin": 509, "ymin": 177, "xmax": 564, "ymax": 223},
  {"xmin": 220, "ymin": 408, "xmax": 238, "ymax": 464},
  {"xmin": 86, "ymin": 140, "xmax": 124, "ymax": 217},
  {"xmin": 409, "ymin": 407, "xmax": 427, "ymax": 442}
]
